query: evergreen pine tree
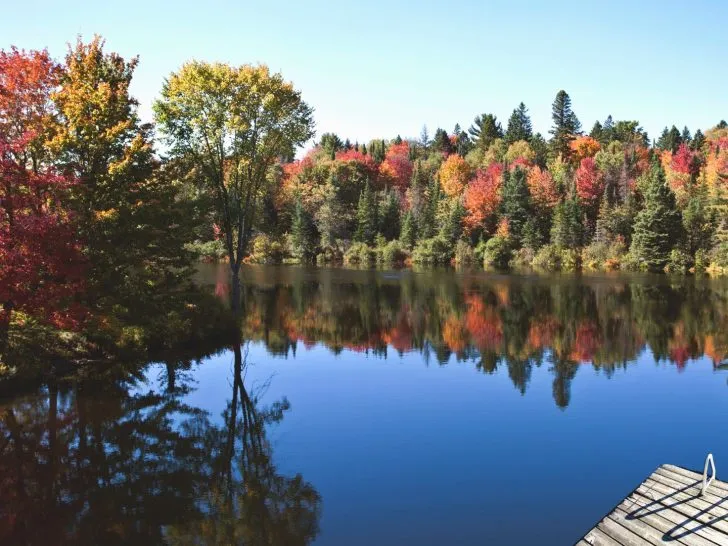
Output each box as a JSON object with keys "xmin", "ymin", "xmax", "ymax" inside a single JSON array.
[
  {"xmin": 361, "ymin": 142, "xmax": 368, "ymax": 155},
  {"xmin": 419, "ymin": 176, "xmax": 440, "ymax": 239},
  {"xmin": 505, "ymin": 102, "xmax": 533, "ymax": 144},
  {"xmin": 681, "ymin": 126, "xmax": 692, "ymax": 144},
  {"xmin": 469, "ymin": 113, "xmax": 503, "ymax": 149},
  {"xmin": 682, "ymin": 182, "xmax": 715, "ymax": 256},
  {"xmin": 691, "ymin": 130, "xmax": 705, "ymax": 151},
  {"xmin": 355, "ymin": 182, "xmax": 378, "ymax": 244},
  {"xmin": 551, "ymin": 194, "xmax": 584, "ymax": 248},
  {"xmin": 500, "ymin": 167, "xmax": 532, "ymax": 245},
  {"xmin": 629, "ymin": 163, "xmax": 682, "ymax": 272},
  {"xmin": 432, "ymin": 128, "xmax": 453, "ymax": 154},
  {"xmin": 291, "ymin": 197, "xmax": 318, "ymax": 261},
  {"xmin": 530, "ymin": 133, "xmax": 548, "ymax": 168},
  {"xmin": 601, "ymin": 115, "xmax": 614, "ymax": 143},
  {"xmin": 550, "ymin": 90, "xmax": 581, "ymax": 157},
  {"xmin": 594, "ymin": 197, "xmax": 611, "ymax": 244},
  {"xmin": 379, "ymin": 189, "xmax": 401, "ymax": 241},
  {"xmin": 400, "ymin": 211, "xmax": 416, "ymax": 249},
  {"xmin": 589, "ymin": 121, "xmax": 603, "ymax": 143},
  {"xmin": 440, "ymin": 200, "xmax": 465, "ymax": 244}
]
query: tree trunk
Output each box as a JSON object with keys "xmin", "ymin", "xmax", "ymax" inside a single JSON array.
[
  {"xmin": 230, "ymin": 262, "xmax": 242, "ymax": 314},
  {"xmin": 0, "ymin": 302, "xmax": 12, "ymax": 361}
]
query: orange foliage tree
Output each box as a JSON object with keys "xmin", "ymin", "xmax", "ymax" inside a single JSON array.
[{"xmin": 463, "ymin": 163, "xmax": 503, "ymax": 233}]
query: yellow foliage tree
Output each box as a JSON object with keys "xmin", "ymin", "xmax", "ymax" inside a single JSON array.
[{"xmin": 438, "ymin": 154, "xmax": 472, "ymax": 197}]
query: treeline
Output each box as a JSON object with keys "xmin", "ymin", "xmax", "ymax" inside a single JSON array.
[
  {"xmin": 3, "ymin": 35, "xmax": 728, "ymax": 367},
  {"xmin": 240, "ymin": 93, "xmax": 728, "ymax": 275}
]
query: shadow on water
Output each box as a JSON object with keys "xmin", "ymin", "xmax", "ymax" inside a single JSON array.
[{"xmin": 0, "ymin": 339, "xmax": 321, "ymax": 545}]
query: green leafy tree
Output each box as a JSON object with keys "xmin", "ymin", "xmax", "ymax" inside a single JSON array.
[
  {"xmin": 691, "ymin": 129, "xmax": 705, "ymax": 151},
  {"xmin": 51, "ymin": 37, "xmax": 195, "ymax": 313},
  {"xmin": 154, "ymin": 61, "xmax": 314, "ymax": 309},
  {"xmin": 549, "ymin": 90, "xmax": 581, "ymax": 157},
  {"xmin": 505, "ymin": 102, "xmax": 533, "ymax": 144},
  {"xmin": 629, "ymin": 163, "xmax": 682, "ymax": 272}
]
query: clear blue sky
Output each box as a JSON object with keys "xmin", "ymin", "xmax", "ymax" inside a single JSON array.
[{"xmin": 3, "ymin": 0, "xmax": 727, "ymax": 145}]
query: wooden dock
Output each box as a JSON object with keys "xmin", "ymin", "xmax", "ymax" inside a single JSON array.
[{"xmin": 577, "ymin": 464, "xmax": 728, "ymax": 545}]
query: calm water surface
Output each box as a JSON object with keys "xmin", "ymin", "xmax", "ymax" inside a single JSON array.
[{"xmin": 2, "ymin": 264, "xmax": 728, "ymax": 545}]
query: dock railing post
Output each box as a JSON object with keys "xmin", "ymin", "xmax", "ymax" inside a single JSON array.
[{"xmin": 702, "ymin": 453, "xmax": 716, "ymax": 496}]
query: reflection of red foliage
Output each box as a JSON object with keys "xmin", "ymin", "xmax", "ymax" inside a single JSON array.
[
  {"xmin": 527, "ymin": 316, "xmax": 559, "ymax": 350},
  {"xmin": 570, "ymin": 321, "xmax": 601, "ymax": 363},
  {"xmin": 464, "ymin": 295, "xmax": 502, "ymax": 350},
  {"xmin": 382, "ymin": 311, "xmax": 413, "ymax": 352},
  {"xmin": 669, "ymin": 345, "xmax": 690, "ymax": 371}
]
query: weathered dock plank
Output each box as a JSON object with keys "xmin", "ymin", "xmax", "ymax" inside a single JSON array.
[{"xmin": 578, "ymin": 464, "xmax": 728, "ymax": 546}]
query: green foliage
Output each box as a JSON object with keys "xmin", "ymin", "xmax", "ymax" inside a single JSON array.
[
  {"xmin": 505, "ymin": 102, "xmax": 533, "ymax": 144},
  {"xmin": 412, "ymin": 236, "xmax": 453, "ymax": 265},
  {"xmin": 500, "ymin": 167, "xmax": 531, "ymax": 245},
  {"xmin": 248, "ymin": 234, "xmax": 286, "ymax": 264},
  {"xmin": 440, "ymin": 200, "xmax": 465, "ymax": 244},
  {"xmin": 378, "ymin": 240, "xmax": 408, "ymax": 266},
  {"xmin": 469, "ymin": 113, "xmax": 503, "ymax": 149},
  {"xmin": 454, "ymin": 240, "xmax": 475, "ymax": 266},
  {"xmin": 400, "ymin": 211, "xmax": 417, "ymax": 249},
  {"xmin": 344, "ymin": 242, "xmax": 376, "ymax": 266},
  {"xmin": 550, "ymin": 90, "xmax": 581, "ymax": 157},
  {"xmin": 532, "ymin": 244, "xmax": 562, "ymax": 271},
  {"xmin": 290, "ymin": 199, "xmax": 318, "ymax": 262},
  {"xmin": 379, "ymin": 190, "xmax": 401, "ymax": 240},
  {"xmin": 354, "ymin": 182, "xmax": 378, "ymax": 244},
  {"xmin": 551, "ymin": 195, "xmax": 583, "ymax": 248},
  {"xmin": 682, "ymin": 185, "xmax": 715, "ymax": 256},
  {"xmin": 482, "ymin": 236, "xmax": 512, "ymax": 270},
  {"xmin": 629, "ymin": 164, "xmax": 683, "ymax": 272}
]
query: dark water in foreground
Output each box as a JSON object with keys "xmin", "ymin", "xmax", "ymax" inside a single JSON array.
[{"xmin": 3, "ymin": 265, "xmax": 728, "ymax": 545}]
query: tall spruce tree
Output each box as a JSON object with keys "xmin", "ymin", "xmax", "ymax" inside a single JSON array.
[
  {"xmin": 400, "ymin": 211, "xmax": 416, "ymax": 249},
  {"xmin": 505, "ymin": 102, "xmax": 533, "ymax": 144},
  {"xmin": 291, "ymin": 197, "xmax": 318, "ymax": 261},
  {"xmin": 379, "ymin": 189, "xmax": 401, "ymax": 241},
  {"xmin": 500, "ymin": 167, "xmax": 532, "ymax": 245},
  {"xmin": 419, "ymin": 175, "xmax": 440, "ymax": 239},
  {"xmin": 629, "ymin": 163, "xmax": 682, "ymax": 272},
  {"xmin": 551, "ymin": 194, "xmax": 583, "ymax": 248},
  {"xmin": 355, "ymin": 182, "xmax": 378, "ymax": 244},
  {"xmin": 549, "ymin": 90, "xmax": 581, "ymax": 157},
  {"xmin": 440, "ymin": 200, "xmax": 465, "ymax": 244}
]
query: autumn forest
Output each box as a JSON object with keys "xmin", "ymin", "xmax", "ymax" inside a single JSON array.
[{"xmin": 2, "ymin": 36, "xmax": 728, "ymax": 371}]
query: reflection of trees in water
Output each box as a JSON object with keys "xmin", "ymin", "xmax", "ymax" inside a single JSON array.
[
  {"xmin": 237, "ymin": 267, "xmax": 728, "ymax": 407},
  {"xmin": 0, "ymin": 345, "xmax": 321, "ymax": 546}
]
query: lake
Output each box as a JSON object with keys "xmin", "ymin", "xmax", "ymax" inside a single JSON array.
[{"xmin": 2, "ymin": 264, "xmax": 728, "ymax": 545}]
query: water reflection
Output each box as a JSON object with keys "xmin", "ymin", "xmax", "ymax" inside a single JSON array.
[
  {"xmin": 0, "ymin": 342, "xmax": 321, "ymax": 546},
  {"xmin": 201, "ymin": 266, "xmax": 728, "ymax": 408}
]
